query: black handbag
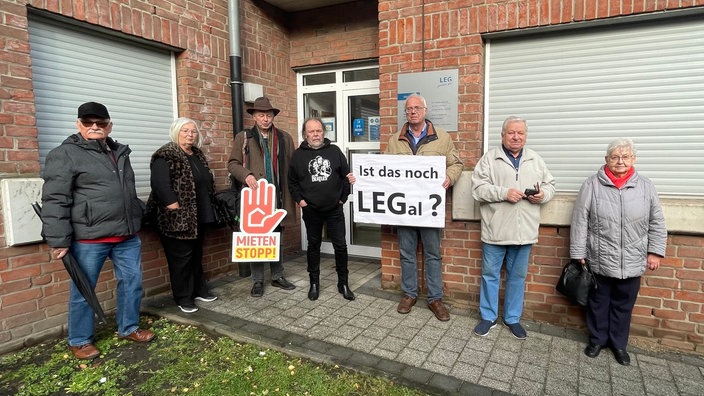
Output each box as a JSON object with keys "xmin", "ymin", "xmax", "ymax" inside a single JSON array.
[
  {"xmin": 556, "ymin": 259, "xmax": 596, "ymax": 307},
  {"xmin": 213, "ymin": 175, "xmax": 242, "ymax": 231}
]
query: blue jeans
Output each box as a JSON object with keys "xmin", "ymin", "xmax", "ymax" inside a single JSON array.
[
  {"xmin": 398, "ymin": 226, "xmax": 443, "ymax": 302},
  {"xmin": 68, "ymin": 235, "xmax": 143, "ymax": 346},
  {"xmin": 479, "ymin": 242, "xmax": 532, "ymax": 324}
]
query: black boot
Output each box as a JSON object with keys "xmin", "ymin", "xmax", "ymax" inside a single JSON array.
[
  {"xmin": 308, "ymin": 273, "xmax": 320, "ymax": 301},
  {"xmin": 338, "ymin": 283, "xmax": 355, "ymax": 301},
  {"xmin": 308, "ymin": 283, "xmax": 319, "ymax": 300}
]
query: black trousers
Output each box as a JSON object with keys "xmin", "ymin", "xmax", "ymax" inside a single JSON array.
[
  {"xmin": 159, "ymin": 229, "xmax": 208, "ymax": 306},
  {"xmin": 586, "ymin": 273, "xmax": 641, "ymax": 350},
  {"xmin": 302, "ymin": 205, "xmax": 348, "ymax": 284}
]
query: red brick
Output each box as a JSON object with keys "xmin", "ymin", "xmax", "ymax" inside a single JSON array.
[
  {"xmin": 0, "ymin": 279, "xmax": 31, "ymax": 295},
  {"xmin": 653, "ymin": 308, "xmax": 687, "ymax": 321},
  {"xmin": 675, "ymin": 290, "xmax": 704, "ymax": 303},
  {"xmin": 2, "ymin": 300, "xmax": 40, "ymax": 320},
  {"xmin": 0, "ymin": 265, "xmax": 41, "ymax": 282},
  {"xmin": 645, "ymin": 277, "xmax": 679, "ymax": 288},
  {"xmin": 661, "ymin": 339, "xmax": 697, "ymax": 352},
  {"xmin": 3, "ymin": 287, "xmax": 42, "ymax": 306}
]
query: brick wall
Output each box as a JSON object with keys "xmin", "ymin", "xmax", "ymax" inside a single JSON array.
[
  {"xmin": 0, "ymin": 0, "xmax": 380, "ymax": 353},
  {"xmin": 0, "ymin": 0, "xmax": 237, "ymax": 353},
  {"xmin": 378, "ymin": 0, "xmax": 704, "ymax": 355},
  {"xmin": 288, "ymin": 1, "xmax": 378, "ymax": 68}
]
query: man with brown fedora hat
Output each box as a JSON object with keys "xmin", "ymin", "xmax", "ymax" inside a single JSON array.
[
  {"xmin": 228, "ymin": 96, "xmax": 297, "ymax": 296},
  {"xmin": 248, "ymin": 96, "xmax": 281, "ymax": 116}
]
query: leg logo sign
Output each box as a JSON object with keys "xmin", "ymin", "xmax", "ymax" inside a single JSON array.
[{"xmin": 231, "ymin": 179, "xmax": 287, "ymax": 262}]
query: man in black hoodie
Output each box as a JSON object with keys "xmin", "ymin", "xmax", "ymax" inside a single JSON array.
[{"xmin": 289, "ymin": 117, "xmax": 355, "ymax": 301}]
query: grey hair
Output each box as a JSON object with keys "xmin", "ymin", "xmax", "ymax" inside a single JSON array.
[
  {"xmin": 301, "ymin": 117, "xmax": 325, "ymax": 138},
  {"xmin": 168, "ymin": 117, "xmax": 202, "ymax": 149},
  {"xmin": 501, "ymin": 116, "xmax": 527, "ymax": 135},
  {"xmin": 405, "ymin": 93, "xmax": 427, "ymax": 108},
  {"xmin": 606, "ymin": 137, "xmax": 637, "ymax": 156}
]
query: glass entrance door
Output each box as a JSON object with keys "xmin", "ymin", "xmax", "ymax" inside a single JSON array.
[
  {"xmin": 342, "ymin": 89, "xmax": 381, "ymax": 257},
  {"xmin": 297, "ymin": 65, "xmax": 380, "ymax": 258}
]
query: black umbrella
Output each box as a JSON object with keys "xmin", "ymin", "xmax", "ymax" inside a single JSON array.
[{"xmin": 32, "ymin": 202, "xmax": 107, "ymax": 324}]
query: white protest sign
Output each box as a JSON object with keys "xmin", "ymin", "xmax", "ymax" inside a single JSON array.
[{"xmin": 352, "ymin": 154, "xmax": 446, "ymax": 227}]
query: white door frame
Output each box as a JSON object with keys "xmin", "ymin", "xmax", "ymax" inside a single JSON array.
[{"xmin": 296, "ymin": 65, "xmax": 380, "ymax": 258}]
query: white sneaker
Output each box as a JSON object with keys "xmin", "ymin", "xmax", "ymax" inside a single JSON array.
[
  {"xmin": 178, "ymin": 304, "xmax": 198, "ymax": 313},
  {"xmin": 195, "ymin": 295, "xmax": 218, "ymax": 302}
]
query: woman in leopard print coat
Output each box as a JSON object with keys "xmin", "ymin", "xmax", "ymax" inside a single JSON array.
[{"xmin": 146, "ymin": 118, "xmax": 219, "ymax": 313}]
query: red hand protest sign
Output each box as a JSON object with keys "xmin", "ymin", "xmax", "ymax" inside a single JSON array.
[
  {"xmin": 240, "ymin": 179, "xmax": 287, "ymax": 234},
  {"xmin": 232, "ymin": 179, "xmax": 287, "ymax": 262}
]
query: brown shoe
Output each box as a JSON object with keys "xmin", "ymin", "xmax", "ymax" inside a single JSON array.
[
  {"xmin": 428, "ymin": 300, "xmax": 450, "ymax": 321},
  {"xmin": 69, "ymin": 343, "xmax": 100, "ymax": 360},
  {"xmin": 120, "ymin": 328, "xmax": 155, "ymax": 343},
  {"xmin": 397, "ymin": 295, "xmax": 417, "ymax": 314}
]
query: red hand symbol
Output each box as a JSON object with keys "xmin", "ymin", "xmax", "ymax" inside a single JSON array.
[{"xmin": 240, "ymin": 179, "xmax": 287, "ymax": 234}]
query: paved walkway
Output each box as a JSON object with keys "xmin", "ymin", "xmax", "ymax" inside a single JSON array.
[{"xmin": 142, "ymin": 255, "xmax": 704, "ymax": 396}]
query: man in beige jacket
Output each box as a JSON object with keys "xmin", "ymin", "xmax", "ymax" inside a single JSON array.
[{"xmin": 385, "ymin": 94, "xmax": 463, "ymax": 321}]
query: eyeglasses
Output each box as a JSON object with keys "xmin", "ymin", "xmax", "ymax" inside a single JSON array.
[
  {"xmin": 608, "ymin": 155, "xmax": 633, "ymax": 162},
  {"xmin": 80, "ymin": 119, "xmax": 110, "ymax": 128},
  {"xmin": 404, "ymin": 106, "xmax": 426, "ymax": 114},
  {"xmin": 180, "ymin": 129, "xmax": 198, "ymax": 136}
]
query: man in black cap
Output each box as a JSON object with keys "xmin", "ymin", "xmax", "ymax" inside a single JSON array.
[
  {"xmin": 228, "ymin": 96, "xmax": 297, "ymax": 296},
  {"xmin": 41, "ymin": 101, "xmax": 155, "ymax": 360}
]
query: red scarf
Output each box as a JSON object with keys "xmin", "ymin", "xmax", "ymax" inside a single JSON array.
[{"xmin": 604, "ymin": 166, "xmax": 635, "ymax": 189}]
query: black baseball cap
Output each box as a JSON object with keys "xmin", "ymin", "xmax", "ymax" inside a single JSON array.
[{"xmin": 77, "ymin": 102, "xmax": 110, "ymax": 119}]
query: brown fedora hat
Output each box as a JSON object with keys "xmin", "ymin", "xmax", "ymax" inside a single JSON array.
[{"xmin": 247, "ymin": 96, "xmax": 280, "ymax": 116}]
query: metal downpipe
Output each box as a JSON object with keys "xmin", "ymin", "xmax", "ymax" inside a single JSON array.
[{"xmin": 228, "ymin": 0, "xmax": 250, "ymax": 278}]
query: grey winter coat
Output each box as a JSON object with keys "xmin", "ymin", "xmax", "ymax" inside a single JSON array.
[
  {"xmin": 570, "ymin": 166, "xmax": 667, "ymax": 279},
  {"xmin": 41, "ymin": 133, "xmax": 144, "ymax": 248}
]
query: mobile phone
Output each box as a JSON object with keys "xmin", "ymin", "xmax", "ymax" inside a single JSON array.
[{"xmin": 524, "ymin": 188, "xmax": 539, "ymax": 196}]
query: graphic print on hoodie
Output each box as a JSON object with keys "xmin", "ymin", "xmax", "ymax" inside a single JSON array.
[
  {"xmin": 309, "ymin": 155, "xmax": 332, "ymax": 182},
  {"xmin": 288, "ymin": 139, "xmax": 351, "ymax": 212}
]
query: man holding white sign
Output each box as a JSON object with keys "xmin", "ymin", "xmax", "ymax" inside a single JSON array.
[{"xmin": 384, "ymin": 93, "xmax": 463, "ymax": 321}]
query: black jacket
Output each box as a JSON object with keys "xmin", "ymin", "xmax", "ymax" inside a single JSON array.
[
  {"xmin": 288, "ymin": 138, "xmax": 350, "ymax": 212},
  {"xmin": 41, "ymin": 133, "xmax": 143, "ymax": 247}
]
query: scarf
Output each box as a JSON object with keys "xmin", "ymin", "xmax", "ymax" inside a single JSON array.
[
  {"xmin": 604, "ymin": 165, "xmax": 635, "ymax": 189},
  {"xmin": 256, "ymin": 125, "xmax": 279, "ymax": 186}
]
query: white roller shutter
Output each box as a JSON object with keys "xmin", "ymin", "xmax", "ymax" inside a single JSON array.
[
  {"xmin": 29, "ymin": 15, "xmax": 176, "ymax": 196},
  {"xmin": 486, "ymin": 16, "xmax": 704, "ymax": 196}
]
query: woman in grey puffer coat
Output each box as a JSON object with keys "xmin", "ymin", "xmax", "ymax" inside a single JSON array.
[{"xmin": 570, "ymin": 138, "xmax": 666, "ymax": 366}]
